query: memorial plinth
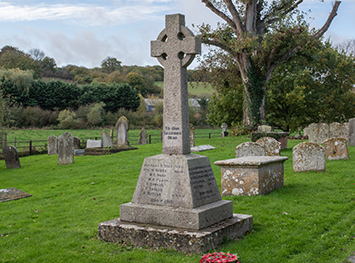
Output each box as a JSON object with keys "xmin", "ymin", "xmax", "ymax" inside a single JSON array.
[{"xmin": 98, "ymin": 13, "xmax": 252, "ymax": 253}]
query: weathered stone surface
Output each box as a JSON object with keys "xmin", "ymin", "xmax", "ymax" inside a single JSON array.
[
  {"xmin": 189, "ymin": 123, "xmax": 195, "ymax": 148},
  {"xmin": 0, "ymin": 188, "xmax": 31, "ymax": 202},
  {"xmin": 115, "ymin": 116, "xmax": 129, "ymax": 147},
  {"xmin": 221, "ymin": 122, "xmax": 228, "ymax": 137},
  {"xmin": 235, "ymin": 142, "xmax": 266, "ymax": 158},
  {"xmin": 257, "ymin": 125, "xmax": 272, "ymax": 132},
  {"xmin": 191, "ymin": 145, "xmax": 216, "ymax": 152},
  {"xmin": 251, "ymin": 132, "xmax": 288, "ymax": 149},
  {"xmin": 305, "ymin": 122, "xmax": 349, "ymax": 143},
  {"xmin": 349, "ymin": 118, "xmax": 355, "ymax": 146},
  {"xmin": 151, "ymin": 14, "xmax": 200, "ymax": 155},
  {"xmin": 58, "ymin": 132, "xmax": 74, "ymax": 165},
  {"xmin": 102, "ymin": 130, "xmax": 113, "ymax": 147},
  {"xmin": 86, "ymin": 139, "xmax": 102, "ymax": 148},
  {"xmin": 323, "ymin": 137, "xmax": 349, "ymax": 160},
  {"xmin": 293, "ymin": 142, "xmax": 325, "ymax": 172},
  {"xmin": 74, "ymin": 137, "xmax": 81, "ymax": 150},
  {"xmin": 98, "ymin": 214, "xmax": 253, "ymax": 254},
  {"xmin": 47, "ymin": 135, "xmax": 58, "ymax": 155},
  {"xmin": 329, "ymin": 122, "xmax": 349, "ymax": 142},
  {"xmin": 3, "ymin": 146, "xmax": 21, "ymax": 169},
  {"xmin": 256, "ymin": 137, "xmax": 281, "ymax": 156},
  {"xmin": 138, "ymin": 128, "xmax": 148, "ymax": 145},
  {"xmin": 121, "ymin": 154, "xmax": 233, "ymax": 230},
  {"xmin": 215, "ymin": 156, "xmax": 288, "ymax": 196}
]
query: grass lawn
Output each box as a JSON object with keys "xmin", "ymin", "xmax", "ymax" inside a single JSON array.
[{"xmin": 1, "ymin": 135, "xmax": 355, "ymax": 262}]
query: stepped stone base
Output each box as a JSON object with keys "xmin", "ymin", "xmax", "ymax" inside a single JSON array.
[{"xmin": 98, "ymin": 213, "xmax": 253, "ymax": 253}]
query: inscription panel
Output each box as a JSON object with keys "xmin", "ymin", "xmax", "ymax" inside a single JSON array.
[{"xmin": 163, "ymin": 122, "xmax": 182, "ymax": 145}]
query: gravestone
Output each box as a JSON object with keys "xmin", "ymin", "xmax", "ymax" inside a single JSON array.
[
  {"xmin": 349, "ymin": 118, "xmax": 355, "ymax": 146},
  {"xmin": 86, "ymin": 139, "xmax": 102, "ymax": 148},
  {"xmin": 257, "ymin": 125, "xmax": 272, "ymax": 133},
  {"xmin": 58, "ymin": 132, "xmax": 74, "ymax": 165},
  {"xmin": 189, "ymin": 123, "xmax": 195, "ymax": 148},
  {"xmin": 74, "ymin": 137, "xmax": 81, "ymax": 150},
  {"xmin": 293, "ymin": 142, "xmax": 325, "ymax": 172},
  {"xmin": 0, "ymin": 188, "xmax": 31, "ymax": 202},
  {"xmin": 256, "ymin": 137, "xmax": 281, "ymax": 156},
  {"xmin": 323, "ymin": 137, "xmax": 349, "ymax": 160},
  {"xmin": 98, "ymin": 14, "xmax": 252, "ymax": 254},
  {"xmin": 235, "ymin": 142, "xmax": 266, "ymax": 158},
  {"xmin": 115, "ymin": 116, "xmax": 129, "ymax": 147},
  {"xmin": 102, "ymin": 130, "xmax": 113, "ymax": 147},
  {"xmin": 221, "ymin": 122, "xmax": 228, "ymax": 137},
  {"xmin": 48, "ymin": 135, "xmax": 58, "ymax": 155},
  {"xmin": 3, "ymin": 145, "xmax": 21, "ymax": 169},
  {"xmin": 138, "ymin": 128, "xmax": 148, "ymax": 145}
]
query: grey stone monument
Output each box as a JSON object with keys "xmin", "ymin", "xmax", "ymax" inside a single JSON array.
[
  {"xmin": 58, "ymin": 132, "xmax": 74, "ymax": 165},
  {"xmin": 98, "ymin": 14, "xmax": 252, "ymax": 253},
  {"xmin": 74, "ymin": 136, "xmax": 81, "ymax": 150},
  {"xmin": 221, "ymin": 122, "xmax": 228, "ymax": 137},
  {"xmin": 235, "ymin": 142, "xmax": 266, "ymax": 158},
  {"xmin": 189, "ymin": 123, "xmax": 195, "ymax": 148},
  {"xmin": 102, "ymin": 130, "xmax": 113, "ymax": 147},
  {"xmin": 86, "ymin": 139, "xmax": 102, "ymax": 148},
  {"xmin": 138, "ymin": 128, "xmax": 148, "ymax": 145},
  {"xmin": 115, "ymin": 116, "xmax": 129, "ymax": 147},
  {"xmin": 3, "ymin": 145, "xmax": 21, "ymax": 169},
  {"xmin": 349, "ymin": 118, "xmax": 355, "ymax": 146},
  {"xmin": 293, "ymin": 142, "xmax": 325, "ymax": 172},
  {"xmin": 48, "ymin": 135, "xmax": 58, "ymax": 155}
]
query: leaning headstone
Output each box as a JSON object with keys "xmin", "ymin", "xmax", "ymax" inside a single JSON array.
[
  {"xmin": 235, "ymin": 142, "xmax": 266, "ymax": 158},
  {"xmin": 98, "ymin": 14, "xmax": 252, "ymax": 254},
  {"xmin": 323, "ymin": 137, "xmax": 349, "ymax": 160},
  {"xmin": 115, "ymin": 116, "xmax": 129, "ymax": 147},
  {"xmin": 257, "ymin": 125, "xmax": 272, "ymax": 133},
  {"xmin": 348, "ymin": 118, "xmax": 355, "ymax": 146},
  {"xmin": 138, "ymin": 128, "xmax": 148, "ymax": 145},
  {"xmin": 189, "ymin": 123, "xmax": 195, "ymax": 147},
  {"xmin": 58, "ymin": 132, "xmax": 74, "ymax": 165},
  {"xmin": 3, "ymin": 145, "xmax": 21, "ymax": 169},
  {"xmin": 102, "ymin": 130, "xmax": 113, "ymax": 147},
  {"xmin": 221, "ymin": 122, "xmax": 228, "ymax": 137},
  {"xmin": 86, "ymin": 139, "xmax": 102, "ymax": 148},
  {"xmin": 256, "ymin": 137, "xmax": 281, "ymax": 156},
  {"xmin": 293, "ymin": 142, "xmax": 325, "ymax": 172},
  {"xmin": 47, "ymin": 135, "xmax": 58, "ymax": 155},
  {"xmin": 74, "ymin": 137, "xmax": 81, "ymax": 150}
]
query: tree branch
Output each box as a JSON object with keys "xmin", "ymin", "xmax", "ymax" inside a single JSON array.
[
  {"xmin": 313, "ymin": 1, "xmax": 341, "ymax": 39},
  {"xmin": 201, "ymin": 0, "xmax": 237, "ymax": 31},
  {"xmin": 264, "ymin": 0, "xmax": 303, "ymax": 25},
  {"xmin": 223, "ymin": 0, "xmax": 245, "ymax": 35},
  {"xmin": 200, "ymin": 37, "xmax": 240, "ymax": 57}
]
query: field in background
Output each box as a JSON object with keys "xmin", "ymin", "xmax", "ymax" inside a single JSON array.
[
  {"xmin": 1, "ymin": 135, "xmax": 355, "ymax": 262},
  {"xmin": 155, "ymin": 81, "xmax": 214, "ymax": 98}
]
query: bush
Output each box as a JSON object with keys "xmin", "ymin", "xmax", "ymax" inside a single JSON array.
[
  {"xmin": 87, "ymin": 103, "xmax": 105, "ymax": 127},
  {"xmin": 58, "ymin": 109, "xmax": 77, "ymax": 129}
]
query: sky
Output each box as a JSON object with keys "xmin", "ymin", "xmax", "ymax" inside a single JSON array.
[{"xmin": 0, "ymin": 0, "xmax": 353, "ymax": 69}]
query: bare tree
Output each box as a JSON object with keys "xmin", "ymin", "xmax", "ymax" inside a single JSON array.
[
  {"xmin": 199, "ymin": 0, "xmax": 341, "ymax": 127},
  {"xmin": 337, "ymin": 38, "xmax": 355, "ymax": 56},
  {"xmin": 28, "ymin": 48, "xmax": 45, "ymax": 61}
]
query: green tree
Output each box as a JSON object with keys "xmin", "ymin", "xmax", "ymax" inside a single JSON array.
[
  {"xmin": 0, "ymin": 68, "xmax": 33, "ymax": 96},
  {"xmin": 41, "ymin": 56, "xmax": 57, "ymax": 72},
  {"xmin": 127, "ymin": 72, "xmax": 147, "ymax": 96},
  {"xmin": 87, "ymin": 102, "xmax": 106, "ymax": 127},
  {"xmin": 266, "ymin": 41, "xmax": 355, "ymax": 132},
  {"xmin": 101, "ymin": 57, "xmax": 122, "ymax": 74},
  {"xmin": 199, "ymin": 0, "xmax": 341, "ymax": 128}
]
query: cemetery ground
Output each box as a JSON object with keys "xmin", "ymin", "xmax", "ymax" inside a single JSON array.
[{"xmin": 1, "ymin": 135, "xmax": 355, "ymax": 262}]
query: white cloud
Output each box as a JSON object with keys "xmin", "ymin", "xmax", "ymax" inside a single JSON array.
[{"xmin": 0, "ymin": 2, "xmax": 171, "ymax": 26}]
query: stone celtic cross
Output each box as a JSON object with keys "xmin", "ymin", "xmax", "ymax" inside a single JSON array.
[{"xmin": 151, "ymin": 14, "xmax": 201, "ymax": 155}]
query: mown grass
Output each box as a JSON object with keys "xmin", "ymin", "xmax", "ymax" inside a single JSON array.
[{"xmin": 1, "ymin": 135, "xmax": 355, "ymax": 263}]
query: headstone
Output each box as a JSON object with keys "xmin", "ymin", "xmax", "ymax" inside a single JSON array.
[
  {"xmin": 138, "ymin": 128, "xmax": 148, "ymax": 145},
  {"xmin": 99, "ymin": 14, "xmax": 252, "ymax": 254},
  {"xmin": 256, "ymin": 137, "xmax": 281, "ymax": 156},
  {"xmin": 329, "ymin": 122, "xmax": 349, "ymax": 141},
  {"xmin": 306, "ymin": 123, "xmax": 330, "ymax": 144},
  {"xmin": 115, "ymin": 116, "xmax": 129, "ymax": 147},
  {"xmin": 235, "ymin": 142, "xmax": 266, "ymax": 158},
  {"xmin": 221, "ymin": 122, "xmax": 228, "ymax": 137},
  {"xmin": 3, "ymin": 145, "xmax": 21, "ymax": 169},
  {"xmin": 0, "ymin": 188, "xmax": 31, "ymax": 202},
  {"xmin": 58, "ymin": 132, "xmax": 74, "ymax": 165},
  {"xmin": 86, "ymin": 139, "xmax": 102, "ymax": 148},
  {"xmin": 189, "ymin": 123, "xmax": 195, "ymax": 147},
  {"xmin": 293, "ymin": 142, "xmax": 325, "ymax": 172},
  {"xmin": 257, "ymin": 125, "xmax": 272, "ymax": 132},
  {"xmin": 47, "ymin": 135, "xmax": 58, "ymax": 155},
  {"xmin": 102, "ymin": 130, "xmax": 113, "ymax": 147},
  {"xmin": 349, "ymin": 118, "xmax": 355, "ymax": 146},
  {"xmin": 323, "ymin": 137, "xmax": 349, "ymax": 160},
  {"xmin": 74, "ymin": 137, "xmax": 81, "ymax": 150}
]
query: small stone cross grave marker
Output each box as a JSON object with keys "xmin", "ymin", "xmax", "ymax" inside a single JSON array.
[{"xmin": 151, "ymin": 14, "xmax": 201, "ymax": 154}]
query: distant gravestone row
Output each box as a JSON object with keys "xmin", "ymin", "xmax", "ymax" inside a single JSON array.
[{"xmin": 304, "ymin": 122, "xmax": 349, "ymax": 144}]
